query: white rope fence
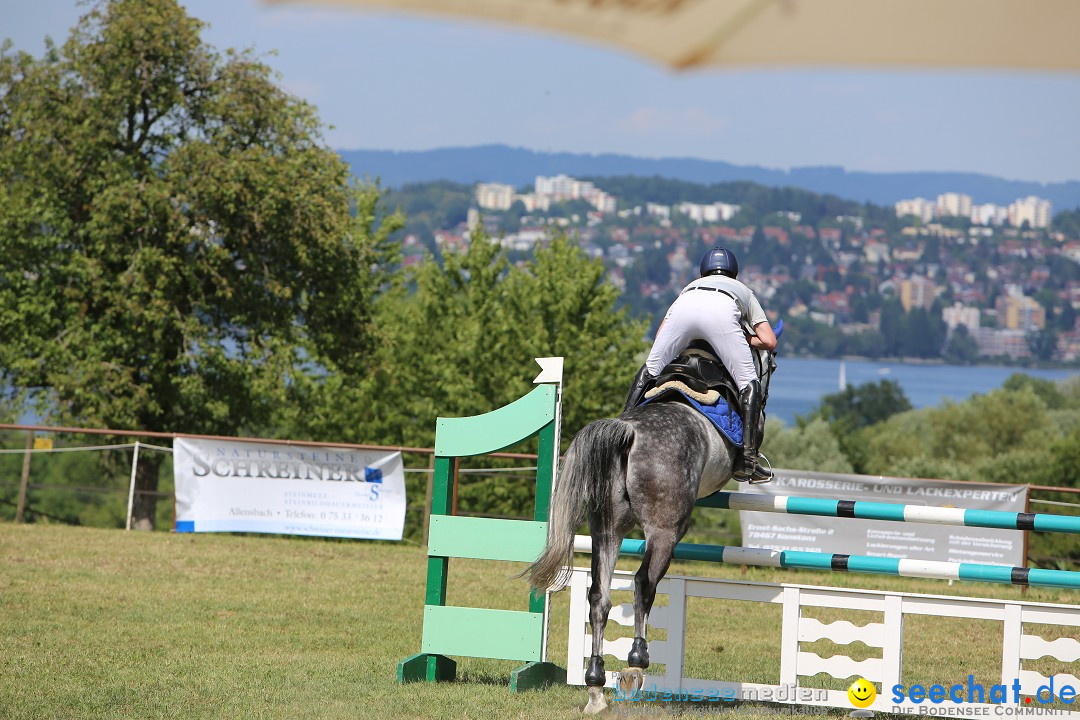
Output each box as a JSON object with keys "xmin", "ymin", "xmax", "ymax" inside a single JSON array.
[
  {"xmin": 2, "ymin": 437, "xmax": 538, "ymax": 529},
  {"xmin": 0, "ymin": 442, "xmax": 171, "ymax": 454},
  {"xmin": 1, "ymin": 440, "xmax": 173, "ymax": 529}
]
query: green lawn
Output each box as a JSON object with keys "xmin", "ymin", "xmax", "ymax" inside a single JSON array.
[{"xmin": 2, "ymin": 523, "xmax": 1077, "ymax": 719}]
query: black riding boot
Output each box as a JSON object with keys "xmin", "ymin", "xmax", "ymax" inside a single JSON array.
[
  {"xmin": 734, "ymin": 379, "xmax": 772, "ymax": 482},
  {"xmin": 623, "ymin": 364, "xmax": 654, "ymax": 413}
]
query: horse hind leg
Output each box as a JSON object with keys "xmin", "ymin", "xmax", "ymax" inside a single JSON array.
[
  {"xmin": 629, "ymin": 529, "xmax": 679, "ymax": 671},
  {"xmin": 583, "ymin": 530, "xmax": 621, "ymax": 715}
]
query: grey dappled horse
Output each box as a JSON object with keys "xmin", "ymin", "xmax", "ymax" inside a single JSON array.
[{"xmin": 525, "ymin": 400, "xmax": 739, "ymax": 715}]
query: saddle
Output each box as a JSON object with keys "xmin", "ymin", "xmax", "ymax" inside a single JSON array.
[{"xmin": 646, "ymin": 341, "xmax": 743, "ymax": 411}]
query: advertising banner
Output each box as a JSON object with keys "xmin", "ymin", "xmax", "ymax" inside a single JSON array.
[
  {"xmin": 173, "ymin": 437, "xmax": 406, "ymax": 540},
  {"xmin": 739, "ymin": 470, "xmax": 1028, "ymax": 566}
]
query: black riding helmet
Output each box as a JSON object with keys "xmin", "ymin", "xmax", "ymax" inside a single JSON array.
[{"xmin": 699, "ymin": 246, "xmax": 739, "ymax": 279}]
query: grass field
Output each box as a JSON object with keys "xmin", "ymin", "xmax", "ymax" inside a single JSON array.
[{"xmin": 2, "ymin": 523, "xmax": 1078, "ymax": 719}]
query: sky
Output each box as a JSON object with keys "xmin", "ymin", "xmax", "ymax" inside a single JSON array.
[{"xmin": 5, "ymin": 0, "xmax": 1080, "ymax": 184}]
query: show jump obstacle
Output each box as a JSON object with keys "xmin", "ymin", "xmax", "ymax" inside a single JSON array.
[
  {"xmin": 397, "ymin": 357, "xmax": 567, "ymax": 692},
  {"xmin": 573, "ymin": 490, "xmax": 1080, "ymax": 590},
  {"xmin": 400, "ymin": 361, "xmax": 1080, "ymax": 713},
  {"xmin": 569, "ymin": 498, "xmax": 1080, "ymax": 715}
]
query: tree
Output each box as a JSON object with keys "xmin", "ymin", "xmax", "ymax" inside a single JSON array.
[
  {"xmin": 1027, "ymin": 328, "xmax": 1059, "ymax": 361},
  {"xmin": 282, "ymin": 230, "xmax": 647, "ymax": 525},
  {"xmin": 809, "ymin": 380, "xmax": 912, "ymax": 471},
  {"xmin": 1045, "ymin": 426, "xmax": 1080, "ymax": 489},
  {"xmin": 813, "ymin": 380, "xmax": 913, "ymax": 431},
  {"xmin": 761, "ymin": 418, "xmax": 853, "ymax": 474},
  {"xmin": 351, "ymin": 231, "xmax": 648, "ymax": 448},
  {"xmin": 942, "ymin": 326, "xmax": 979, "ymax": 364},
  {"xmin": 848, "ymin": 330, "xmax": 886, "ymax": 359},
  {"xmin": 1058, "ymin": 302, "xmax": 1077, "ymax": 332},
  {"xmin": 1053, "ymin": 208, "xmax": 1080, "ymax": 238},
  {"xmin": 0, "ymin": 0, "xmax": 402, "ymax": 529},
  {"xmin": 879, "ymin": 299, "xmax": 905, "ymax": 356},
  {"xmin": 859, "ymin": 386, "xmax": 1052, "ymax": 479},
  {"xmin": 1002, "ymin": 373, "xmax": 1065, "ymax": 409}
]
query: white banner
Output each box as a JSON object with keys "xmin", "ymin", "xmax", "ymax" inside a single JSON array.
[
  {"xmin": 741, "ymin": 470, "xmax": 1028, "ymax": 566},
  {"xmin": 173, "ymin": 438, "xmax": 406, "ymax": 540}
]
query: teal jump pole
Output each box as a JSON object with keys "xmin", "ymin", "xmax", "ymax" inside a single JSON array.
[
  {"xmin": 607, "ymin": 538, "xmax": 1080, "ymax": 591},
  {"xmin": 697, "ymin": 491, "xmax": 1080, "ymax": 534}
]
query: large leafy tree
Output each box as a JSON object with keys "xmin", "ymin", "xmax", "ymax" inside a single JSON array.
[
  {"xmin": 805, "ymin": 379, "xmax": 911, "ymax": 472},
  {"xmin": 281, "ymin": 230, "xmax": 649, "ymax": 522},
  {"xmin": 812, "ymin": 380, "xmax": 912, "ymax": 431},
  {"xmin": 0, "ymin": 0, "xmax": 401, "ymax": 528},
  {"xmin": 297, "ymin": 230, "xmax": 649, "ymax": 449}
]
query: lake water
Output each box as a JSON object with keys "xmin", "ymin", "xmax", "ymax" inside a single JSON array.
[
  {"xmin": 766, "ymin": 357, "xmax": 1079, "ymax": 425},
  {"xmin": 12, "ymin": 359, "xmax": 1079, "ymax": 430}
]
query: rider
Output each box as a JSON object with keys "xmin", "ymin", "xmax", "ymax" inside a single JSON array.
[{"xmin": 624, "ymin": 246, "xmax": 777, "ymax": 482}]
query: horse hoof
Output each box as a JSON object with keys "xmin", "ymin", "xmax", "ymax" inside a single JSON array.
[
  {"xmin": 584, "ymin": 686, "xmax": 608, "ymax": 715},
  {"xmin": 627, "ymin": 636, "xmax": 649, "ymax": 669},
  {"xmin": 619, "ymin": 667, "xmax": 644, "ymax": 696}
]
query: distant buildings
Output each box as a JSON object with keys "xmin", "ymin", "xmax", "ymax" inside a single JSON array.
[
  {"xmin": 974, "ymin": 329, "xmax": 1032, "ymax": 359},
  {"xmin": 475, "ymin": 175, "xmax": 615, "ymax": 214},
  {"xmin": 895, "ymin": 197, "xmax": 935, "ymax": 224},
  {"xmin": 971, "ymin": 203, "xmax": 1009, "ymax": 226},
  {"xmin": 995, "ymin": 289, "xmax": 1046, "ymax": 331},
  {"xmin": 895, "ymin": 193, "xmax": 1052, "ymax": 228},
  {"xmin": 936, "ymin": 192, "xmax": 973, "ymax": 219},
  {"xmin": 1008, "ymin": 196, "xmax": 1053, "ymax": 229},
  {"xmin": 441, "ymin": 168, "xmax": 1080, "ymax": 364},
  {"xmin": 646, "ymin": 203, "xmax": 671, "ymax": 220},
  {"xmin": 675, "ymin": 201, "xmax": 740, "ymax": 224},
  {"xmin": 514, "ymin": 193, "xmax": 551, "ymax": 213},
  {"xmin": 534, "ymin": 174, "xmax": 616, "ymax": 213},
  {"xmin": 943, "ymin": 302, "xmax": 981, "ymax": 332},
  {"xmin": 475, "ymin": 183, "xmax": 515, "ymax": 211},
  {"xmin": 899, "ymin": 275, "xmax": 938, "ymax": 311}
]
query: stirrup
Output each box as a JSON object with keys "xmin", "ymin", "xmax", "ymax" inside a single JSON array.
[
  {"xmin": 733, "ymin": 452, "xmax": 773, "ymax": 484},
  {"xmin": 748, "ymin": 453, "xmax": 774, "ymax": 485}
]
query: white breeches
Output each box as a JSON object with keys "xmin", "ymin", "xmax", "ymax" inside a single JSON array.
[{"xmin": 645, "ymin": 290, "xmax": 757, "ymax": 391}]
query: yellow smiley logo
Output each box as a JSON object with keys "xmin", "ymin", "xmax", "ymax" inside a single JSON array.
[{"xmin": 848, "ymin": 677, "xmax": 877, "ymax": 708}]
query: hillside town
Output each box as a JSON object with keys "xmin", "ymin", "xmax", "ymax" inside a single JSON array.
[{"xmin": 399, "ymin": 174, "xmax": 1079, "ymax": 364}]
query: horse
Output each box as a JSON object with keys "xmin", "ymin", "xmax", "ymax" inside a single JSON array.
[{"xmin": 525, "ymin": 336, "xmax": 779, "ymax": 714}]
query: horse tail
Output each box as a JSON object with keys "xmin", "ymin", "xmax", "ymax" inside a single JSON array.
[{"xmin": 525, "ymin": 417, "xmax": 634, "ymax": 591}]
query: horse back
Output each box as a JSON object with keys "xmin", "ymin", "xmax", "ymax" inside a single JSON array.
[{"xmin": 623, "ymin": 403, "xmax": 734, "ymax": 506}]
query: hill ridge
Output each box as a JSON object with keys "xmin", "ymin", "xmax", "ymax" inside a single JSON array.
[{"xmin": 339, "ymin": 144, "xmax": 1080, "ymax": 211}]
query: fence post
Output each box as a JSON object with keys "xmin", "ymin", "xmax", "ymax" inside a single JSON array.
[
  {"xmin": 422, "ymin": 453, "xmax": 435, "ymax": 548},
  {"xmin": 126, "ymin": 441, "xmax": 141, "ymax": 531},
  {"xmin": 451, "ymin": 457, "xmax": 460, "ymax": 516},
  {"xmin": 15, "ymin": 431, "xmax": 33, "ymax": 523}
]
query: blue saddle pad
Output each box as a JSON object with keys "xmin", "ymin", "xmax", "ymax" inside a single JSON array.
[{"xmin": 641, "ymin": 389, "xmax": 742, "ymax": 446}]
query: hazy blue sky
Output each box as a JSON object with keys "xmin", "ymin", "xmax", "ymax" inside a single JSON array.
[{"xmin": 6, "ymin": 0, "xmax": 1080, "ymax": 183}]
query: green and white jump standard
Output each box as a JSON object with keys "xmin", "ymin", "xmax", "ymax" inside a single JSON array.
[{"xmin": 397, "ymin": 358, "xmax": 566, "ymax": 692}]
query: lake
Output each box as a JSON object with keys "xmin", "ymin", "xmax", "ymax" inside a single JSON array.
[
  {"xmin": 766, "ymin": 357, "xmax": 1079, "ymax": 425},
  {"xmin": 12, "ymin": 358, "xmax": 1079, "ymax": 431}
]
